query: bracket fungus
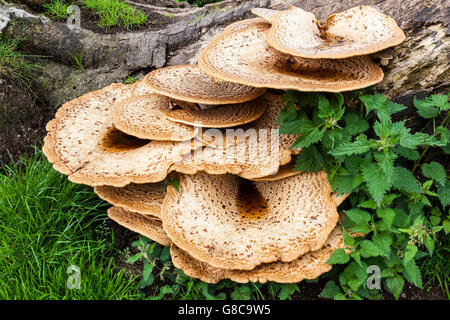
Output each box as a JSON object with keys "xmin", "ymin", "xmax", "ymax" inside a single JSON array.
[
  {"xmin": 144, "ymin": 65, "xmax": 266, "ymax": 105},
  {"xmin": 198, "ymin": 18, "xmax": 384, "ymax": 92},
  {"xmin": 107, "ymin": 206, "xmax": 171, "ymax": 246},
  {"xmin": 41, "ymin": 4, "xmax": 405, "ymax": 285},
  {"xmin": 95, "ymin": 182, "xmax": 166, "ymax": 218},
  {"xmin": 263, "ymin": 6, "xmax": 406, "ymax": 59},
  {"xmin": 161, "ymin": 171, "xmax": 339, "ymax": 270},
  {"xmin": 113, "ymin": 94, "xmax": 198, "ymax": 141}
]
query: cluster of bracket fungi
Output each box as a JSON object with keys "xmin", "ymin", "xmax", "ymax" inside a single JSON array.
[{"xmin": 43, "ymin": 5, "xmax": 405, "ymax": 284}]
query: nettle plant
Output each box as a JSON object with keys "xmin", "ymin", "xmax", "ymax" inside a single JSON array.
[
  {"xmin": 278, "ymin": 90, "xmax": 449, "ymax": 299},
  {"xmin": 127, "ymin": 237, "xmax": 301, "ymax": 300}
]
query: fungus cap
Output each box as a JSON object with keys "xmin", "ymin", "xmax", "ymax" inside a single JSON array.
[
  {"xmin": 251, "ymin": 7, "xmax": 278, "ymax": 22},
  {"xmin": 265, "ymin": 6, "xmax": 406, "ymax": 59},
  {"xmin": 143, "ymin": 65, "xmax": 266, "ymax": 105},
  {"xmin": 107, "ymin": 206, "xmax": 171, "ymax": 246},
  {"xmin": 165, "ymin": 96, "xmax": 267, "ymax": 128},
  {"xmin": 95, "ymin": 183, "xmax": 166, "ymax": 218},
  {"xmin": 113, "ymin": 94, "xmax": 197, "ymax": 141},
  {"xmin": 161, "ymin": 171, "xmax": 339, "ymax": 270},
  {"xmin": 43, "ymin": 83, "xmax": 196, "ymax": 187},
  {"xmin": 170, "ymin": 223, "xmax": 345, "ymax": 284},
  {"xmin": 198, "ymin": 18, "xmax": 384, "ymax": 92}
]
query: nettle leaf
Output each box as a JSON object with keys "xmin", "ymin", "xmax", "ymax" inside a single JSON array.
[
  {"xmin": 421, "ymin": 162, "xmax": 446, "ymax": 186},
  {"xmin": 330, "ymin": 134, "xmax": 376, "ymax": 156},
  {"xmin": 320, "ymin": 280, "xmax": 341, "ymax": 299},
  {"xmin": 403, "ymin": 259, "xmax": 423, "ymax": 288},
  {"xmin": 278, "ymin": 283, "xmax": 300, "ymax": 300},
  {"xmin": 279, "ymin": 119, "xmax": 303, "ymax": 134},
  {"xmin": 393, "ymin": 166, "xmax": 422, "ymax": 193},
  {"xmin": 387, "ymin": 101, "xmax": 407, "ymax": 114},
  {"xmin": 413, "ymin": 96, "xmax": 440, "ymax": 118},
  {"xmin": 359, "ymin": 240, "xmax": 384, "ymax": 257},
  {"xmin": 401, "ymin": 132, "xmax": 442, "ymax": 148},
  {"xmin": 126, "ymin": 253, "xmax": 143, "ymax": 264},
  {"xmin": 344, "ymin": 112, "xmax": 369, "ymax": 136},
  {"xmin": 342, "ymin": 228, "xmax": 355, "ymax": 246},
  {"xmin": 142, "ymin": 260, "xmax": 154, "ymax": 281},
  {"xmin": 372, "ymin": 232, "xmax": 392, "ymax": 256},
  {"xmin": 327, "ymin": 248, "xmax": 350, "ymax": 264},
  {"xmin": 374, "ymin": 151, "xmax": 397, "ymax": 182},
  {"xmin": 393, "ymin": 146, "xmax": 420, "ymax": 160},
  {"xmin": 362, "ymin": 162, "xmax": 392, "ymax": 205},
  {"xmin": 318, "ymin": 95, "xmax": 332, "ymax": 119},
  {"xmin": 404, "ymin": 244, "xmax": 418, "ymax": 263},
  {"xmin": 291, "ymin": 124, "xmax": 326, "ymax": 149},
  {"xmin": 344, "ymin": 208, "xmax": 371, "ymax": 225},
  {"xmin": 359, "ymin": 94, "xmax": 387, "ymax": 116},
  {"xmin": 430, "ymin": 94, "xmax": 449, "ymax": 110},
  {"xmin": 437, "ymin": 184, "xmax": 450, "ymax": 208},
  {"xmin": 385, "ymin": 275, "xmax": 405, "ymax": 299},
  {"xmin": 276, "ymin": 102, "xmax": 297, "ymax": 124},
  {"xmin": 294, "ymin": 145, "xmax": 324, "ymax": 172},
  {"xmin": 231, "ymin": 285, "xmax": 252, "ymax": 300}
]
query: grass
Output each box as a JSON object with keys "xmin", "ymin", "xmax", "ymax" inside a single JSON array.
[
  {"xmin": 83, "ymin": 0, "xmax": 147, "ymax": 30},
  {"xmin": 0, "ymin": 36, "xmax": 40, "ymax": 88},
  {"xmin": 420, "ymin": 238, "xmax": 450, "ymax": 299},
  {"xmin": 43, "ymin": 0, "xmax": 72, "ymax": 19},
  {"xmin": 0, "ymin": 149, "xmax": 143, "ymax": 299}
]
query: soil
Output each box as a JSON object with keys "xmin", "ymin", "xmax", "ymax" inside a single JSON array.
[
  {"xmin": 12, "ymin": 0, "xmax": 176, "ymax": 34},
  {"xmin": 0, "ymin": 80, "xmax": 52, "ymax": 163}
]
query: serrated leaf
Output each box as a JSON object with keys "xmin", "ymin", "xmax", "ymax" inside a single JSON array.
[
  {"xmin": 421, "ymin": 162, "xmax": 446, "ymax": 186},
  {"xmin": 387, "ymin": 101, "xmax": 407, "ymax": 114},
  {"xmin": 142, "ymin": 260, "xmax": 154, "ymax": 281},
  {"xmin": 430, "ymin": 94, "xmax": 449, "ymax": 110},
  {"xmin": 385, "ymin": 275, "xmax": 405, "ymax": 299},
  {"xmin": 413, "ymin": 96, "xmax": 440, "ymax": 118},
  {"xmin": 320, "ymin": 281, "xmax": 341, "ymax": 299},
  {"xmin": 344, "ymin": 208, "xmax": 371, "ymax": 224},
  {"xmin": 278, "ymin": 283, "xmax": 299, "ymax": 300},
  {"xmin": 362, "ymin": 162, "xmax": 392, "ymax": 205},
  {"xmin": 342, "ymin": 228, "xmax": 355, "ymax": 246},
  {"xmin": 403, "ymin": 259, "xmax": 423, "ymax": 288},
  {"xmin": 160, "ymin": 246, "xmax": 171, "ymax": 262},
  {"xmin": 423, "ymin": 235, "xmax": 434, "ymax": 255},
  {"xmin": 231, "ymin": 285, "xmax": 252, "ymax": 300},
  {"xmin": 443, "ymin": 220, "xmax": 450, "ymax": 234},
  {"xmin": 330, "ymin": 134, "xmax": 376, "ymax": 156},
  {"xmin": 359, "ymin": 94, "xmax": 387, "ymax": 116},
  {"xmin": 404, "ymin": 244, "xmax": 418, "ymax": 263},
  {"xmin": 344, "ymin": 112, "xmax": 369, "ymax": 136},
  {"xmin": 376, "ymin": 208, "xmax": 395, "ymax": 229},
  {"xmin": 291, "ymin": 124, "xmax": 326, "ymax": 149},
  {"xmin": 276, "ymin": 102, "xmax": 297, "ymax": 124},
  {"xmin": 393, "ymin": 146, "xmax": 420, "ymax": 160},
  {"xmin": 327, "ymin": 248, "xmax": 350, "ymax": 264},
  {"xmin": 393, "ymin": 166, "xmax": 422, "ymax": 193},
  {"xmin": 374, "ymin": 151, "xmax": 397, "ymax": 182},
  {"xmin": 294, "ymin": 145, "xmax": 324, "ymax": 172},
  {"xmin": 372, "ymin": 232, "xmax": 392, "ymax": 256},
  {"xmin": 350, "ymin": 222, "xmax": 371, "ymax": 235},
  {"xmin": 358, "ymin": 199, "xmax": 377, "ymax": 209},
  {"xmin": 359, "ymin": 240, "xmax": 384, "ymax": 257},
  {"xmin": 126, "ymin": 253, "xmax": 143, "ymax": 264}
]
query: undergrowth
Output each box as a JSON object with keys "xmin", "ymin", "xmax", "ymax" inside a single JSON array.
[
  {"xmin": 0, "ymin": 36, "xmax": 40, "ymax": 88},
  {"xmin": 127, "ymin": 91, "xmax": 449, "ymax": 300},
  {"xmin": 0, "ymin": 149, "xmax": 143, "ymax": 299},
  {"xmin": 277, "ymin": 90, "xmax": 449, "ymax": 300}
]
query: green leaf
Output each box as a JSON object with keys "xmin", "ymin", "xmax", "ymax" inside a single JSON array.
[
  {"xmin": 291, "ymin": 123, "xmax": 326, "ymax": 149},
  {"xmin": 362, "ymin": 162, "xmax": 392, "ymax": 205},
  {"xmin": 403, "ymin": 260, "xmax": 423, "ymax": 288},
  {"xmin": 376, "ymin": 208, "xmax": 395, "ymax": 229},
  {"xmin": 400, "ymin": 132, "xmax": 442, "ymax": 149},
  {"xmin": 385, "ymin": 275, "xmax": 405, "ymax": 299},
  {"xmin": 126, "ymin": 253, "xmax": 143, "ymax": 264},
  {"xmin": 423, "ymin": 235, "xmax": 435, "ymax": 255},
  {"xmin": 320, "ymin": 280, "xmax": 341, "ymax": 299},
  {"xmin": 359, "ymin": 240, "xmax": 384, "ymax": 257},
  {"xmin": 387, "ymin": 101, "xmax": 407, "ymax": 114},
  {"xmin": 430, "ymin": 94, "xmax": 449, "ymax": 110},
  {"xmin": 344, "ymin": 208, "xmax": 371, "ymax": 225},
  {"xmin": 413, "ymin": 96, "xmax": 440, "ymax": 118},
  {"xmin": 372, "ymin": 232, "xmax": 392, "ymax": 256},
  {"xmin": 342, "ymin": 228, "xmax": 355, "ymax": 246},
  {"xmin": 421, "ymin": 162, "xmax": 446, "ymax": 186},
  {"xmin": 170, "ymin": 179, "xmax": 180, "ymax": 192},
  {"xmin": 393, "ymin": 146, "xmax": 420, "ymax": 160},
  {"xmin": 358, "ymin": 199, "xmax": 377, "ymax": 209},
  {"xmin": 393, "ymin": 166, "xmax": 422, "ymax": 193},
  {"xmin": 231, "ymin": 285, "xmax": 252, "ymax": 300},
  {"xmin": 327, "ymin": 248, "xmax": 350, "ymax": 264},
  {"xmin": 330, "ymin": 134, "xmax": 376, "ymax": 156},
  {"xmin": 374, "ymin": 151, "xmax": 397, "ymax": 182},
  {"xmin": 160, "ymin": 246, "xmax": 171, "ymax": 262},
  {"xmin": 278, "ymin": 283, "xmax": 299, "ymax": 300},
  {"xmin": 344, "ymin": 113, "xmax": 369, "ymax": 136},
  {"xmin": 279, "ymin": 119, "xmax": 302, "ymax": 134},
  {"xmin": 404, "ymin": 244, "xmax": 418, "ymax": 263},
  {"xmin": 443, "ymin": 220, "xmax": 450, "ymax": 234},
  {"xmin": 142, "ymin": 260, "xmax": 154, "ymax": 281},
  {"xmin": 359, "ymin": 94, "xmax": 387, "ymax": 116},
  {"xmin": 276, "ymin": 102, "xmax": 297, "ymax": 124},
  {"xmin": 294, "ymin": 145, "xmax": 324, "ymax": 172}
]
